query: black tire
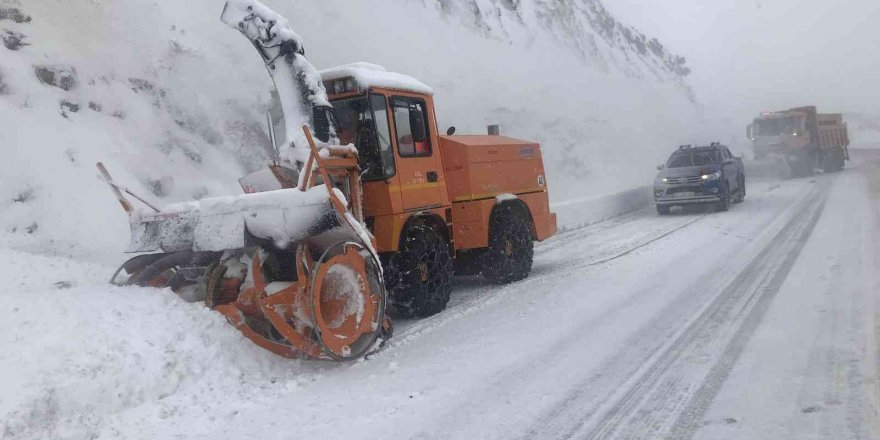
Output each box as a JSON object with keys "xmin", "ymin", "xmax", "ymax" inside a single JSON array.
[
  {"xmin": 127, "ymin": 250, "xmax": 194, "ymax": 289},
  {"xmin": 387, "ymin": 225, "xmax": 453, "ymax": 318},
  {"xmin": 656, "ymin": 204, "xmax": 671, "ymax": 215},
  {"xmin": 716, "ymin": 182, "xmax": 730, "ymax": 212},
  {"xmin": 483, "ymin": 205, "xmax": 534, "ymax": 284},
  {"xmin": 732, "ymin": 175, "xmax": 746, "ymax": 203},
  {"xmin": 822, "ymin": 154, "xmax": 836, "ymax": 173},
  {"xmin": 791, "ymin": 155, "xmax": 815, "ymax": 178}
]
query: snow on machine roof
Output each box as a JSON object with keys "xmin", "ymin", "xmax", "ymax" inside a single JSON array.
[{"xmin": 320, "ymin": 62, "xmax": 433, "ymax": 96}]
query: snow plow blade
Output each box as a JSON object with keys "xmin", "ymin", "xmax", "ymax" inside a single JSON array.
[{"xmin": 106, "ymin": 126, "xmax": 391, "ymax": 361}]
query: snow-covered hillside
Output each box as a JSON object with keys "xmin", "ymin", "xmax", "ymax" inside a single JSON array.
[{"xmin": 0, "ymin": 0, "xmax": 700, "ymax": 261}]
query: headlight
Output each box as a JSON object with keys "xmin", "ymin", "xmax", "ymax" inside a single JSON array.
[{"xmin": 701, "ymin": 171, "xmax": 722, "ymax": 181}]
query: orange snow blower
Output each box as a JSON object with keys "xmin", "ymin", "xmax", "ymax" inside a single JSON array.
[
  {"xmin": 103, "ymin": 0, "xmax": 394, "ymax": 361},
  {"xmin": 203, "ymin": 129, "xmax": 390, "ymax": 360},
  {"xmin": 102, "ymin": 126, "xmax": 391, "ymax": 361}
]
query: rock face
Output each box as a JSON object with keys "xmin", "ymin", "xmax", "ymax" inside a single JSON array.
[
  {"xmin": 1, "ymin": 29, "xmax": 27, "ymax": 50},
  {"xmin": 428, "ymin": 0, "xmax": 692, "ymax": 91},
  {"xmin": 0, "ymin": 6, "xmax": 31, "ymax": 24},
  {"xmin": 34, "ymin": 66, "xmax": 77, "ymax": 91}
]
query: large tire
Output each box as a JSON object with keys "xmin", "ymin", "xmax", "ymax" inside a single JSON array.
[
  {"xmin": 716, "ymin": 182, "xmax": 730, "ymax": 212},
  {"xmin": 822, "ymin": 154, "xmax": 836, "ymax": 173},
  {"xmin": 387, "ymin": 225, "xmax": 453, "ymax": 318},
  {"xmin": 790, "ymin": 155, "xmax": 815, "ymax": 178},
  {"xmin": 483, "ymin": 205, "xmax": 534, "ymax": 284},
  {"xmin": 127, "ymin": 251, "xmax": 194, "ymax": 289},
  {"xmin": 656, "ymin": 204, "xmax": 671, "ymax": 216}
]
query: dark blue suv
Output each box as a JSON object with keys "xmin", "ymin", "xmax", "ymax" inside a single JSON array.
[{"xmin": 654, "ymin": 143, "xmax": 746, "ymax": 215}]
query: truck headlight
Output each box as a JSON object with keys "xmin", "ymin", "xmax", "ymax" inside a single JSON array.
[{"xmin": 701, "ymin": 171, "xmax": 722, "ymax": 181}]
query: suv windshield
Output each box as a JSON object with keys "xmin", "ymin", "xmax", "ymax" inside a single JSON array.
[
  {"xmin": 331, "ymin": 94, "xmax": 396, "ymax": 180},
  {"xmin": 666, "ymin": 149, "xmax": 720, "ymax": 168}
]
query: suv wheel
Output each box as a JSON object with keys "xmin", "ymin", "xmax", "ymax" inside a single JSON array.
[
  {"xmin": 732, "ymin": 175, "xmax": 746, "ymax": 203},
  {"xmin": 656, "ymin": 204, "xmax": 671, "ymax": 215},
  {"xmin": 716, "ymin": 182, "xmax": 730, "ymax": 212}
]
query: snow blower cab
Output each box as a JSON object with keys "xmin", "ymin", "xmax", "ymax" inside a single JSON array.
[{"xmin": 101, "ymin": 0, "xmax": 391, "ymax": 361}]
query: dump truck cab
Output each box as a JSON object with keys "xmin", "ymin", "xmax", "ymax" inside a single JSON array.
[
  {"xmin": 747, "ymin": 109, "xmax": 813, "ymax": 159},
  {"xmin": 316, "ymin": 63, "xmax": 557, "ymax": 317}
]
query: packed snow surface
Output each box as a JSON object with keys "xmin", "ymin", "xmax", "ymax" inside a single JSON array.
[{"xmin": 3, "ymin": 150, "xmax": 879, "ymax": 439}]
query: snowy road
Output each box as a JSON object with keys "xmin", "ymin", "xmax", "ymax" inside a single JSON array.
[{"xmin": 2, "ymin": 151, "xmax": 879, "ymax": 439}]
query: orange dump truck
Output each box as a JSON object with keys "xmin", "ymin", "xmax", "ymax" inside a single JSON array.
[
  {"xmin": 747, "ymin": 106, "xmax": 850, "ymax": 175},
  {"xmin": 320, "ymin": 64, "xmax": 557, "ymax": 317}
]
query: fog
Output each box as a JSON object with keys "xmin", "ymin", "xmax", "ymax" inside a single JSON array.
[{"xmin": 606, "ymin": 0, "xmax": 880, "ymax": 128}]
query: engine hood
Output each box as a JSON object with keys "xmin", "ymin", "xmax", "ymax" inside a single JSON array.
[{"xmin": 658, "ymin": 164, "xmax": 722, "ymax": 178}]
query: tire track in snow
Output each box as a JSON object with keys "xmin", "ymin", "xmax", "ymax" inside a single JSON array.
[
  {"xmin": 396, "ymin": 180, "xmax": 817, "ymax": 440},
  {"xmin": 540, "ymin": 178, "xmax": 832, "ymax": 440},
  {"xmin": 386, "ymin": 212, "xmax": 710, "ymax": 351},
  {"xmin": 498, "ymin": 179, "xmax": 825, "ymax": 440}
]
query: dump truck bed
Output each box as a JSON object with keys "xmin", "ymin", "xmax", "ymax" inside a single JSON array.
[{"xmin": 817, "ymin": 113, "xmax": 850, "ymax": 149}]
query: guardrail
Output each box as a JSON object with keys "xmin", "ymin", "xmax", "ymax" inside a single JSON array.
[{"xmin": 551, "ymin": 186, "xmax": 653, "ymax": 231}]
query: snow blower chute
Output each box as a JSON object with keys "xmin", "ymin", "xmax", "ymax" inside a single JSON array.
[{"xmin": 101, "ymin": 0, "xmax": 391, "ymax": 361}]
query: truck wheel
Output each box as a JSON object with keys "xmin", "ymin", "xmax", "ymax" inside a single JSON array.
[
  {"xmin": 716, "ymin": 183, "xmax": 730, "ymax": 212},
  {"xmin": 789, "ymin": 158, "xmax": 813, "ymax": 178},
  {"xmin": 822, "ymin": 155, "xmax": 836, "ymax": 173},
  {"xmin": 483, "ymin": 205, "xmax": 534, "ymax": 284},
  {"xmin": 127, "ymin": 251, "xmax": 194, "ymax": 289},
  {"xmin": 387, "ymin": 225, "xmax": 453, "ymax": 318},
  {"xmin": 656, "ymin": 204, "xmax": 671, "ymax": 215}
]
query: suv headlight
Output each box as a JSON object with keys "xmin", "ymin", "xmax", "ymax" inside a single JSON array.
[
  {"xmin": 655, "ymin": 176, "xmax": 668, "ymax": 184},
  {"xmin": 701, "ymin": 171, "xmax": 722, "ymax": 181}
]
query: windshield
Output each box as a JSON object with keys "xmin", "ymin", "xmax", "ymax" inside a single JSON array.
[
  {"xmin": 666, "ymin": 149, "xmax": 720, "ymax": 168},
  {"xmin": 331, "ymin": 94, "xmax": 396, "ymax": 180},
  {"xmin": 753, "ymin": 116, "xmax": 799, "ymax": 136}
]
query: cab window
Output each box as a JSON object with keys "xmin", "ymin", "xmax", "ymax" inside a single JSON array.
[
  {"xmin": 331, "ymin": 94, "xmax": 395, "ymax": 180},
  {"xmin": 392, "ymin": 98, "xmax": 432, "ymax": 157}
]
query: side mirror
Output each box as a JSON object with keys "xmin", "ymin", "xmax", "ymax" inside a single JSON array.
[
  {"xmin": 746, "ymin": 124, "xmax": 753, "ymax": 140},
  {"xmin": 446, "ymin": 126, "xmax": 456, "ymax": 136},
  {"xmin": 723, "ymin": 158, "xmax": 736, "ymax": 165},
  {"xmin": 656, "ymin": 163, "xmax": 664, "ymax": 170}
]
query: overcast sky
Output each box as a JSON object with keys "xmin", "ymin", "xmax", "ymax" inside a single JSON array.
[{"xmin": 604, "ymin": 0, "xmax": 880, "ymax": 117}]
